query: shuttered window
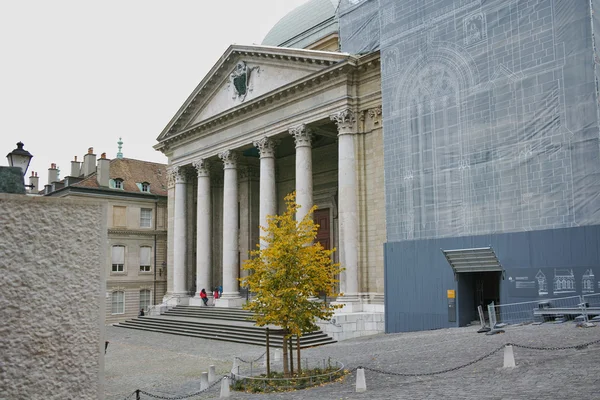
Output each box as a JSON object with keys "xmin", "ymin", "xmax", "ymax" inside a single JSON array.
[
  {"xmin": 111, "ymin": 291, "xmax": 124, "ymax": 314},
  {"xmin": 139, "ymin": 246, "xmax": 151, "ymax": 272},
  {"xmin": 113, "ymin": 206, "xmax": 126, "ymax": 227},
  {"xmin": 112, "ymin": 245, "xmax": 125, "ymax": 272}
]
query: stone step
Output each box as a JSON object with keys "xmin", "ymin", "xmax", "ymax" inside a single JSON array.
[
  {"xmin": 114, "ymin": 310, "xmax": 336, "ymax": 349},
  {"xmin": 162, "ymin": 306, "xmax": 255, "ymax": 322},
  {"xmin": 117, "ymin": 320, "xmax": 333, "ymax": 348}
]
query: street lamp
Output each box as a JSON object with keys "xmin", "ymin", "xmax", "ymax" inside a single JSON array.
[{"xmin": 7, "ymin": 142, "xmax": 33, "ymax": 177}]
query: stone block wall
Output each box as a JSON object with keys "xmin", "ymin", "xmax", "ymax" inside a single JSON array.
[
  {"xmin": 357, "ymin": 118, "xmax": 386, "ymax": 301},
  {"xmin": 0, "ymin": 194, "xmax": 106, "ymax": 399}
]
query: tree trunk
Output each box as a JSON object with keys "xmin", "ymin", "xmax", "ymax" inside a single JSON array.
[{"xmin": 282, "ymin": 333, "xmax": 289, "ymax": 377}]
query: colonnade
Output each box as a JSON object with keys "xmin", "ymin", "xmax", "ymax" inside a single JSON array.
[{"xmin": 168, "ymin": 107, "xmax": 360, "ymax": 309}]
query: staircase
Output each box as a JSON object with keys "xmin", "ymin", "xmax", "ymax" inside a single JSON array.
[{"xmin": 114, "ymin": 306, "xmax": 336, "ymax": 349}]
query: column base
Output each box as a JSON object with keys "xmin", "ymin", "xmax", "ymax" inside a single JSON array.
[
  {"xmin": 215, "ymin": 295, "xmax": 244, "ymax": 308},
  {"xmin": 332, "ymin": 295, "xmax": 363, "ymax": 313}
]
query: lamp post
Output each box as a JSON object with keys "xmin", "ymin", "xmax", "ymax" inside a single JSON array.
[
  {"xmin": 2, "ymin": 142, "xmax": 34, "ymax": 193},
  {"xmin": 7, "ymin": 142, "xmax": 33, "ymax": 176}
]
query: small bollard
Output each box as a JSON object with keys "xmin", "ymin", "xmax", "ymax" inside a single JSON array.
[
  {"xmin": 503, "ymin": 345, "xmax": 516, "ymax": 368},
  {"xmin": 200, "ymin": 372, "xmax": 209, "ymax": 390},
  {"xmin": 220, "ymin": 376, "xmax": 231, "ymax": 398},
  {"xmin": 231, "ymin": 357, "xmax": 239, "ymax": 374},
  {"xmin": 356, "ymin": 367, "xmax": 367, "ymax": 392},
  {"xmin": 208, "ymin": 365, "xmax": 216, "ymax": 382}
]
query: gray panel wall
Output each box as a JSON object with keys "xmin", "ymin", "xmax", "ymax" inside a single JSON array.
[{"xmin": 384, "ymin": 225, "xmax": 600, "ymax": 332}]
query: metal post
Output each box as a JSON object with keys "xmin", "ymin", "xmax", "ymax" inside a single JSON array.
[
  {"xmin": 296, "ymin": 336, "xmax": 301, "ymax": 374},
  {"xmin": 289, "ymin": 337, "xmax": 294, "ymax": 375},
  {"xmin": 135, "ymin": 389, "xmax": 140, "ymax": 400}
]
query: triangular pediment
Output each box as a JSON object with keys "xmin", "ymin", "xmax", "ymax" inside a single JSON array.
[{"xmin": 157, "ymin": 45, "xmax": 351, "ymax": 142}]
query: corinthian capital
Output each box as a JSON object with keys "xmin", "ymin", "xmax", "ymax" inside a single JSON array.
[
  {"xmin": 166, "ymin": 167, "xmax": 176, "ymax": 188},
  {"xmin": 288, "ymin": 124, "xmax": 312, "ymax": 148},
  {"xmin": 253, "ymin": 136, "xmax": 277, "ymax": 158},
  {"xmin": 168, "ymin": 166, "xmax": 187, "ymax": 184},
  {"xmin": 218, "ymin": 150, "xmax": 238, "ymax": 169},
  {"xmin": 192, "ymin": 158, "xmax": 210, "ymax": 177},
  {"xmin": 330, "ymin": 108, "xmax": 356, "ymax": 135}
]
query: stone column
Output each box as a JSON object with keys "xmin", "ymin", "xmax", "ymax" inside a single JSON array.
[
  {"xmin": 216, "ymin": 150, "xmax": 242, "ymax": 307},
  {"xmin": 253, "ymin": 137, "xmax": 277, "ymax": 249},
  {"xmin": 172, "ymin": 166, "xmax": 188, "ymax": 298},
  {"xmin": 193, "ymin": 158, "xmax": 212, "ymax": 302},
  {"xmin": 288, "ymin": 124, "xmax": 313, "ymax": 222},
  {"xmin": 331, "ymin": 108, "xmax": 361, "ymax": 310}
]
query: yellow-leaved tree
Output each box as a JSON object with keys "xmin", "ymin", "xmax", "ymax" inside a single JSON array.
[{"xmin": 241, "ymin": 192, "xmax": 343, "ymax": 377}]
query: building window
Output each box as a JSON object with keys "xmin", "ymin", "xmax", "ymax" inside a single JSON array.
[
  {"xmin": 140, "ymin": 289, "xmax": 151, "ymax": 311},
  {"xmin": 140, "ymin": 208, "xmax": 152, "ymax": 228},
  {"xmin": 114, "ymin": 179, "xmax": 124, "ymax": 189},
  {"xmin": 111, "ymin": 291, "xmax": 125, "ymax": 314},
  {"xmin": 113, "ymin": 206, "xmax": 126, "ymax": 227},
  {"xmin": 112, "ymin": 245, "xmax": 125, "ymax": 272},
  {"xmin": 141, "ymin": 182, "xmax": 150, "ymax": 192},
  {"xmin": 139, "ymin": 246, "xmax": 152, "ymax": 272}
]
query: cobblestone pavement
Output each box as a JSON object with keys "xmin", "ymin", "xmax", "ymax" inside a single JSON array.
[{"xmin": 106, "ymin": 323, "xmax": 600, "ymax": 400}]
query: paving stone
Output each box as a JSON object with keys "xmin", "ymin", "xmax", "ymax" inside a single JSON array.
[{"xmin": 105, "ymin": 322, "xmax": 600, "ymax": 399}]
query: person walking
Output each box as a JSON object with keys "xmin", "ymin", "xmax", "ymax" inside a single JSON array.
[{"xmin": 200, "ymin": 288, "xmax": 208, "ymax": 306}]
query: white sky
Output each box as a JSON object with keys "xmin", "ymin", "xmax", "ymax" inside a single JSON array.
[{"xmin": 0, "ymin": 0, "xmax": 310, "ymax": 187}]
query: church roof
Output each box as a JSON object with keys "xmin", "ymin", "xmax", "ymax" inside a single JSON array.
[
  {"xmin": 72, "ymin": 158, "xmax": 168, "ymax": 196},
  {"xmin": 261, "ymin": 0, "xmax": 339, "ymax": 48}
]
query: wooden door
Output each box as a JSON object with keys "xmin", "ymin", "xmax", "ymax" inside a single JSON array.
[{"xmin": 314, "ymin": 208, "xmax": 330, "ymax": 250}]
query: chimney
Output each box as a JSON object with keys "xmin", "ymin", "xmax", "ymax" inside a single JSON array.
[
  {"xmin": 48, "ymin": 163, "xmax": 59, "ymax": 184},
  {"xmin": 97, "ymin": 152, "xmax": 110, "ymax": 187},
  {"xmin": 29, "ymin": 171, "xmax": 39, "ymax": 193},
  {"xmin": 70, "ymin": 155, "xmax": 82, "ymax": 177},
  {"xmin": 82, "ymin": 147, "xmax": 96, "ymax": 177}
]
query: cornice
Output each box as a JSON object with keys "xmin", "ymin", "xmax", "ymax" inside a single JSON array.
[
  {"xmin": 45, "ymin": 185, "xmax": 167, "ymax": 201},
  {"xmin": 155, "ymin": 57, "xmax": 381, "ymax": 153},
  {"xmin": 108, "ymin": 229, "xmax": 168, "ymax": 236}
]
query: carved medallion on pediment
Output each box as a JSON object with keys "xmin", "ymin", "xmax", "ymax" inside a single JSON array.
[{"xmin": 229, "ymin": 61, "xmax": 260, "ymax": 102}]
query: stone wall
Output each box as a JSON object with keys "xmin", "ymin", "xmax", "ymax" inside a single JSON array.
[
  {"xmin": 0, "ymin": 194, "xmax": 106, "ymax": 399},
  {"xmin": 357, "ymin": 114, "xmax": 386, "ymax": 302}
]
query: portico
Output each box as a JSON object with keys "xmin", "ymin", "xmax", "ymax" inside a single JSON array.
[{"xmin": 156, "ymin": 44, "xmax": 385, "ymax": 338}]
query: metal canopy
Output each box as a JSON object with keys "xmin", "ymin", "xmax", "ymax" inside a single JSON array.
[{"xmin": 441, "ymin": 247, "xmax": 504, "ymax": 276}]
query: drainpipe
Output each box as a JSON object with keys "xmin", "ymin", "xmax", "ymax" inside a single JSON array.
[{"xmin": 153, "ymin": 198, "xmax": 158, "ymax": 306}]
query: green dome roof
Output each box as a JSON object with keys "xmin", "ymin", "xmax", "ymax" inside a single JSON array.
[{"xmin": 261, "ymin": 0, "xmax": 339, "ymax": 48}]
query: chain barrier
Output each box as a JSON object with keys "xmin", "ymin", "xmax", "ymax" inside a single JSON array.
[
  {"xmin": 123, "ymin": 391, "xmax": 137, "ymax": 400},
  {"xmin": 356, "ymin": 344, "xmax": 505, "ymax": 377},
  {"xmin": 235, "ymin": 351, "xmax": 266, "ymax": 363},
  {"xmin": 126, "ymin": 376, "xmax": 224, "ymax": 400},
  {"xmin": 352, "ymin": 337, "xmax": 600, "ymax": 379},
  {"xmin": 508, "ymin": 337, "xmax": 600, "ymax": 351}
]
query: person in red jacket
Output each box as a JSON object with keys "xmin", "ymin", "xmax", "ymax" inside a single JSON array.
[
  {"xmin": 213, "ymin": 287, "xmax": 219, "ymax": 300},
  {"xmin": 200, "ymin": 288, "xmax": 208, "ymax": 306}
]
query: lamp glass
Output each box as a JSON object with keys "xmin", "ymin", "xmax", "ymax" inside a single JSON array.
[{"xmin": 6, "ymin": 142, "xmax": 33, "ymax": 176}]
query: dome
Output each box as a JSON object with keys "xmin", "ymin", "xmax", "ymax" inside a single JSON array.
[{"xmin": 261, "ymin": 0, "xmax": 339, "ymax": 49}]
